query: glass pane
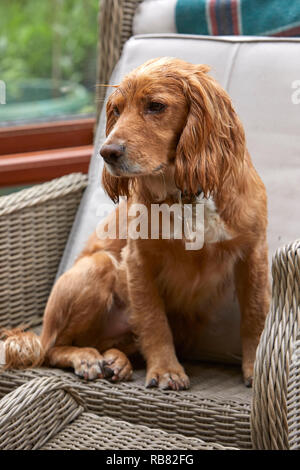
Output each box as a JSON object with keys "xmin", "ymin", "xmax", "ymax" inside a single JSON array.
[{"xmin": 0, "ymin": 0, "xmax": 99, "ymax": 126}]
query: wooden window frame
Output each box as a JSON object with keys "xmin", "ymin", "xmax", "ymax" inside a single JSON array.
[{"xmin": 0, "ymin": 118, "xmax": 95, "ymax": 186}]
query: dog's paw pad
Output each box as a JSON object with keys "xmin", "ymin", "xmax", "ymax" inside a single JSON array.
[{"xmin": 103, "ymin": 365, "xmax": 114, "ymax": 379}]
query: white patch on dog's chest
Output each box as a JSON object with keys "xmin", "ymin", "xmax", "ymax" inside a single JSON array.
[
  {"xmin": 199, "ymin": 194, "xmax": 233, "ymax": 244},
  {"xmin": 169, "ymin": 193, "xmax": 233, "ymax": 247}
]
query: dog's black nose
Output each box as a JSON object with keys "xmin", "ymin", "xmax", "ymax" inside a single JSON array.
[{"xmin": 100, "ymin": 144, "xmax": 125, "ymax": 165}]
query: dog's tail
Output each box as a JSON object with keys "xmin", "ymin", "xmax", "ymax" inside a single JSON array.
[
  {"xmin": 0, "ymin": 328, "xmax": 45, "ymax": 369},
  {"xmin": 0, "ymin": 325, "xmax": 57, "ymax": 370}
]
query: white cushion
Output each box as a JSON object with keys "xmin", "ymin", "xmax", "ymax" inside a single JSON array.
[{"xmin": 133, "ymin": 0, "xmax": 177, "ymax": 35}]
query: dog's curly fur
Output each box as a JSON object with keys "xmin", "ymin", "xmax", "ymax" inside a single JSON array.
[{"xmin": 2, "ymin": 58, "xmax": 270, "ymax": 389}]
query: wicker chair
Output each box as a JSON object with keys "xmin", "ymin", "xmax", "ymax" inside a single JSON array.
[
  {"xmin": 0, "ymin": 0, "xmax": 299, "ymax": 450},
  {"xmin": 0, "ymin": 376, "xmax": 237, "ymax": 450}
]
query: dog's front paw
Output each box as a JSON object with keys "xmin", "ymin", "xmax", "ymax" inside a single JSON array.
[
  {"xmin": 72, "ymin": 348, "xmax": 105, "ymax": 381},
  {"xmin": 145, "ymin": 365, "xmax": 190, "ymax": 391},
  {"xmin": 242, "ymin": 362, "xmax": 254, "ymax": 388},
  {"xmin": 102, "ymin": 348, "xmax": 133, "ymax": 382}
]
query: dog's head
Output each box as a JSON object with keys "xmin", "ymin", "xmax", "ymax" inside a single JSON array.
[{"xmin": 100, "ymin": 57, "xmax": 245, "ymax": 202}]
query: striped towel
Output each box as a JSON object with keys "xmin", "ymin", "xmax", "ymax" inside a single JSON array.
[
  {"xmin": 176, "ymin": 0, "xmax": 300, "ymax": 36},
  {"xmin": 133, "ymin": 0, "xmax": 300, "ymax": 37}
]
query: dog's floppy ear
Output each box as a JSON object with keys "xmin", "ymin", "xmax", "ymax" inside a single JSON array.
[
  {"xmin": 175, "ymin": 66, "xmax": 245, "ymax": 197},
  {"xmin": 102, "ymin": 95, "xmax": 131, "ymax": 203},
  {"xmin": 102, "ymin": 168, "xmax": 131, "ymax": 204}
]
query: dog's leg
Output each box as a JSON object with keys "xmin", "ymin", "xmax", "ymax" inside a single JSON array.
[
  {"xmin": 39, "ymin": 250, "xmax": 132, "ymax": 382},
  {"xmin": 235, "ymin": 240, "xmax": 270, "ymax": 387},
  {"xmin": 127, "ymin": 250, "xmax": 189, "ymax": 390},
  {"xmin": 46, "ymin": 346, "xmax": 105, "ymax": 380}
]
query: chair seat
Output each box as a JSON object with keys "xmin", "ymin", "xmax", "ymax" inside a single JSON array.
[{"xmin": 0, "ymin": 361, "xmax": 252, "ymax": 449}]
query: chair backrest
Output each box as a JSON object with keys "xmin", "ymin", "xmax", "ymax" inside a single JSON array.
[{"xmin": 96, "ymin": 0, "xmax": 142, "ymax": 120}]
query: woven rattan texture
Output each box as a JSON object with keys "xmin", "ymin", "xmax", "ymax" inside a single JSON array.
[
  {"xmin": 42, "ymin": 413, "xmax": 237, "ymax": 450},
  {"xmin": 0, "ymin": 375, "xmax": 238, "ymax": 450},
  {"xmin": 97, "ymin": 0, "xmax": 142, "ymax": 119},
  {"xmin": 0, "ymin": 377, "xmax": 85, "ymax": 450},
  {"xmin": 0, "ymin": 173, "xmax": 88, "ymax": 330},
  {"xmin": 251, "ymin": 240, "xmax": 300, "ymax": 449},
  {"xmin": 0, "ymin": 361, "xmax": 252, "ymax": 449}
]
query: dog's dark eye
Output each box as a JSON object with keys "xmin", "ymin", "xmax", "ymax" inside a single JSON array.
[
  {"xmin": 113, "ymin": 106, "xmax": 120, "ymax": 117},
  {"xmin": 146, "ymin": 102, "xmax": 166, "ymax": 114}
]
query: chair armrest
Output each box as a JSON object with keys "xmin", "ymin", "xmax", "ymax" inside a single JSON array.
[
  {"xmin": 0, "ymin": 173, "xmax": 88, "ymax": 330},
  {"xmin": 0, "ymin": 376, "xmax": 85, "ymax": 450},
  {"xmin": 251, "ymin": 239, "xmax": 300, "ymax": 449}
]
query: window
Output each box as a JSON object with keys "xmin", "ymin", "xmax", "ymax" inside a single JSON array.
[{"xmin": 0, "ymin": 0, "xmax": 99, "ymax": 192}]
